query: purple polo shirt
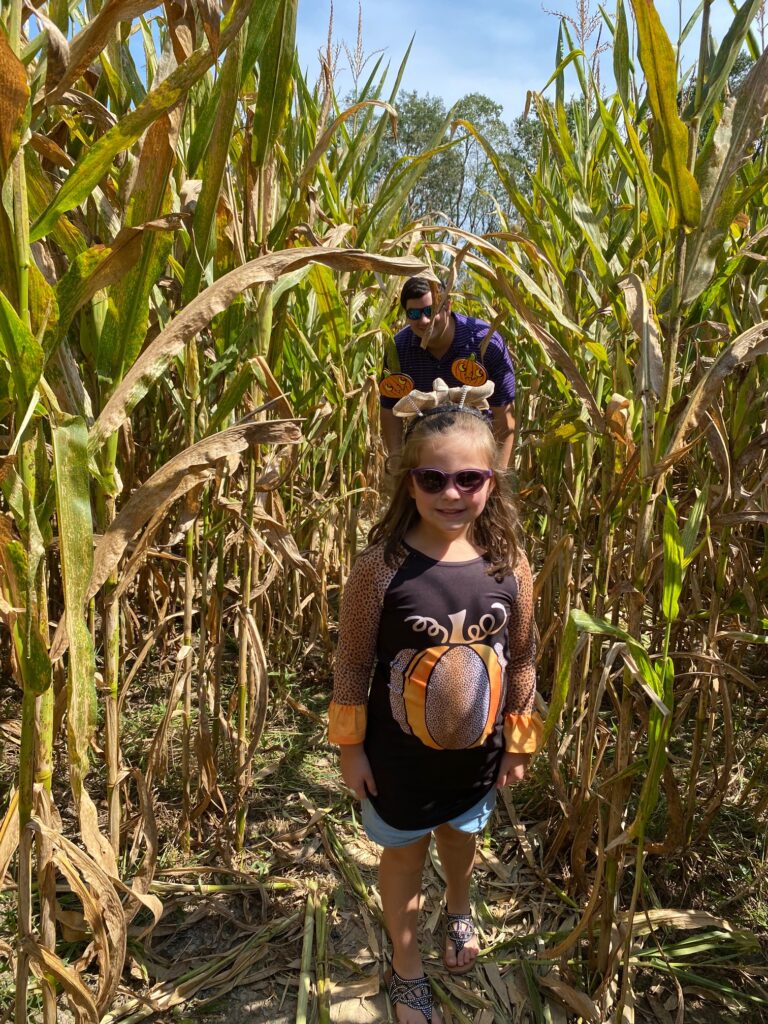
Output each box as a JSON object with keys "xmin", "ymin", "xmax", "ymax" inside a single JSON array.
[{"xmin": 380, "ymin": 312, "xmax": 516, "ymax": 409}]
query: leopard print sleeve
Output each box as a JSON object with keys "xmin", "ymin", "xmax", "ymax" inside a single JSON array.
[
  {"xmin": 503, "ymin": 552, "xmax": 543, "ymax": 753},
  {"xmin": 329, "ymin": 544, "xmax": 401, "ymax": 745}
]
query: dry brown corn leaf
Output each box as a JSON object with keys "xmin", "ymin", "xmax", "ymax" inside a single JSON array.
[
  {"xmin": 45, "ymin": 0, "xmax": 161, "ymax": 102},
  {"xmin": 538, "ymin": 972, "xmax": 601, "ymax": 1022},
  {"xmin": 0, "ymin": 788, "xmax": 19, "ymax": 883},
  {"xmin": 25, "ymin": 938, "xmax": 99, "ymax": 1024},
  {"xmin": 89, "ymin": 247, "xmax": 431, "ymax": 452},
  {"xmin": 0, "ymin": 30, "xmax": 29, "ymax": 175},
  {"xmin": 662, "ymin": 321, "xmax": 768, "ymax": 474},
  {"xmin": 30, "ymin": 817, "xmax": 126, "ymax": 1014},
  {"xmin": 50, "ymin": 419, "xmax": 300, "ymax": 660}
]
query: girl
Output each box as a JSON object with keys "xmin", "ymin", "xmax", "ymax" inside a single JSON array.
[{"xmin": 329, "ymin": 381, "xmax": 542, "ymax": 1024}]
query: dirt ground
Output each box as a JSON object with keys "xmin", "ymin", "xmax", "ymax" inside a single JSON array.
[
  {"xmin": 99, "ymin": 761, "xmax": 765, "ymax": 1024},
  {"xmin": 1, "ymin": 676, "xmax": 766, "ymax": 1023}
]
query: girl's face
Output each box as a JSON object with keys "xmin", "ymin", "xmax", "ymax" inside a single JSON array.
[{"xmin": 407, "ymin": 432, "xmax": 495, "ymax": 540}]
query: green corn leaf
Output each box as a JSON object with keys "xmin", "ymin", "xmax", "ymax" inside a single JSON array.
[
  {"xmin": 520, "ymin": 960, "xmax": 546, "ymax": 1024},
  {"xmin": 682, "ymin": 49, "xmax": 768, "ymax": 304},
  {"xmin": 357, "ymin": 108, "xmax": 459, "ymax": 250},
  {"xmin": 383, "ymin": 336, "xmax": 401, "ymax": 375},
  {"xmin": 681, "ymin": 483, "xmax": 709, "ymax": 564},
  {"xmin": 662, "ymin": 495, "xmax": 684, "ymax": 622},
  {"xmin": 308, "ymin": 265, "xmax": 346, "ymax": 361},
  {"xmin": 0, "ymin": 193, "xmax": 20, "ymax": 313},
  {"xmin": 595, "ymin": 95, "xmax": 638, "ymax": 181},
  {"xmin": 95, "ymin": 112, "xmax": 181, "ymax": 386},
  {"xmin": 188, "ymin": 0, "xmax": 279, "ymax": 184},
  {"xmin": 0, "ymin": 291, "xmax": 44, "ymax": 409},
  {"xmin": 182, "ymin": 30, "xmax": 243, "ymax": 304},
  {"xmin": 613, "ymin": 0, "xmax": 632, "ymax": 107},
  {"xmin": 52, "ymin": 247, "xmax": 110, "ymax": 350},
  {"xmin": 29, "ymin": 0, "xmax": 257, "ymax": 242},
  {"xmin": 570, "ymin": 191, "xmax": 610, "ymax": 279},
  {"xmin": 539, "ymin": 38, "xmax": 585, "ymax": 105},
  {"xmin": 0, "ymin": 524, "xmax": 52, "ymax": 696},
  {"xmin": 636, "ymin": 656, "xmax": 674, "ymax": 824},
  {"xmin": 560, "ymin": 20, "xmax": 589, "ymax": 98},
  {"xmin": 51, "ymin": 415, "xmax": 96, "ymax": 799},
  {"xmin": 555, "ymin": 23, "xmax": 565, "ymax": 108},
  {"xmin": 541, "ymin": 97, "xmax": 581, "ymax": 190},
  {"xmin": 299, "ymin": 99, "xmax": 397, "ymax": 194},
  {"xmin": 541, "ymin": 612, "xmax": 579, "ymax": 744},
  {"xmin": 730, "ymin": 0, "xmax": 763, "ymax": 60},
  {"xmin": 620, "ymin": 106, "xmax": 669, "ymax": 241},
  {"xmin": 346, "ymin": 41, "xmax": 413, "ymax": 198},
  {"xmin": 569, "ymin": 609, "xmax": 658, "ymax": 696},
  {"xmin": 55, "ymin": 215, "xmax": 184, "ymax": 354},
  {"xmin": 24, "ymin": 148, "xmax": 86, "ymax": 261},
  {"xmin": 242, "ymin": 0, "xmax": 283, "ymax": 74},
  {"xmin": 715, "ymin": 631, "xmax": 768, "ymax": 645},
  {"xmin": 629, "ymin": 0, "xmax": 701, "ymax": 230},
  {"xmin": 186, "ymin": 77, "xmax": 219, "ymax": 179},
  {"xmin": 680, "ymin": 1, "xmax": 707, "ymax": 48},
  {"xmin": 337, "ymin": 390, "xmax": 368, "ymax": 463},
  {"xmin": 251, "ymin": 0, "xmax": 298, "ymax": 170},
  {"xmin": 206, "ymin": 358, "xmax": 260, "ymax": 434},
  {"xmin": 450, "ymin": 118, "xmax": 538, "ymax": 230},
  {"xmin": 690, "ymin": 0, "xmax": 764, "ymax": 126}
]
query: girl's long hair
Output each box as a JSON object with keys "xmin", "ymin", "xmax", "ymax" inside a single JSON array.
[{"xmin": 369, "ymin": 408, "xmax": 522, "ymax": 577}]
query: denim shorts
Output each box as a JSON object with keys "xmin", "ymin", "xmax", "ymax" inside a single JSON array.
[{"xmin": 360, "ymin": 789, "xmax": 496, "ymax": 848}]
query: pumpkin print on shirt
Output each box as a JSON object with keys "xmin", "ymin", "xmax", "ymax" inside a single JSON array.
[
  {"xmin": 451, "ymin": 353, "xmax": 488, "ymax": 387},
  {"xmin": 388, "ymin": 604, "xmax": 509, "ymax": 750}
]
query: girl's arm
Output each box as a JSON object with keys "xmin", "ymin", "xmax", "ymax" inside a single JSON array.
[
  {"xmin": 329, "ymin": 546, "xmax": 393, "ymax": 746},
  {"xmin": 502, "ymin": 553, "xmax": 544, "ymax": 756}
]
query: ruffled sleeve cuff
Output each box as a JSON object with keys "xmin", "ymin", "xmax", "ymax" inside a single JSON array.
[
  {"xmin": 503, "ymin": 712, "xmax": 544, "ymax": 754},
  {"xmin": 328, "ymin": 702, "xmax": 367, "ymax": 745}
]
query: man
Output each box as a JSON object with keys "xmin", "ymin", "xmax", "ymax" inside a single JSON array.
[{"xmin": 380, "ymin": 277, "xmax": 517, "ymax": 466}]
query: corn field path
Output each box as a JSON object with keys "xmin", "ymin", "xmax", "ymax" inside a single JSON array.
[{"xmin": 4, "ymin": 665, "xmax": 753, "ymax": 1024}]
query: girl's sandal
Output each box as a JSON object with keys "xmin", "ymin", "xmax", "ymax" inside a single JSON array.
[
  {"xmin": 385, "ymin": 966, "xmax": 433, "ymax": 1023},
  {"xmin": 443, "ymin": 911, "xmax": 477, "ymax": 975}
]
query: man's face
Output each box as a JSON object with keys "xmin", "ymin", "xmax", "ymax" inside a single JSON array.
[{"xmin": 404, "ymin": 292, "xmax": 450, "ymax": 346}]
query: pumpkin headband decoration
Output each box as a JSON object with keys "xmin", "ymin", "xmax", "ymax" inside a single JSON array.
[{"xmin": 393, "ymin": 377, "xmax": 495, "ymax": 433}]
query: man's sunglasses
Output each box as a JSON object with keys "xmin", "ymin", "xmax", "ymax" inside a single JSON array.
[
  {"xmin": 405, "ymin": 305, "xmax": 433, "ymax": 321},
  {"xmin": 410, "ymin": 468, "xmax": 494, "ymax": 494}
]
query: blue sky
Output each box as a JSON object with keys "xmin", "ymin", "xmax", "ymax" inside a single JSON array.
[{"xmin": 296, "ymin": 1, "xmax": 745, "ymax": 119}]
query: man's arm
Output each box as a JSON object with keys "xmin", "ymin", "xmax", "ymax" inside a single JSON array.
[
  {"xmin": 380, "ymin": 406, "xmax": 403, "ymax": 457},
  {"xmin": 491, "ymin": 403, "xmax": 516, "ymax": 468}
]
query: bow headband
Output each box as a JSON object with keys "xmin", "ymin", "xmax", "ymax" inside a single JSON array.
[{"xmin": 392, "ymin": 377, "xmax": 495, "ymax": 425}]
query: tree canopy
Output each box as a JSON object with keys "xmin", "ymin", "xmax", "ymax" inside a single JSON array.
[{"xmin": 372, "ymin": 90, "xmax": 542, "ymax": 232}]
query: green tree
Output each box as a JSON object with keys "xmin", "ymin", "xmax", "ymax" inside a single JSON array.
[{"xmin": 373, "ymin": 89, "xmax": 541, "ymax": 232}]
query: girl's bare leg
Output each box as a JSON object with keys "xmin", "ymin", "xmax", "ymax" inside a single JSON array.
[
  {"xmin": 379, "ymin": 834, "xmax": 442, "ymax": 1023},
  {"xmin": 433, "ymin": 823, "xmax": 480, "ymax": 971}
]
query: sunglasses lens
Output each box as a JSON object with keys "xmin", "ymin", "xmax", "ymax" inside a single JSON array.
[
  {"xmin": 411, "ymin": 469, "xmax": 491, "ymax": 493},
  {"xmin": 406, "ymin": 305, "xmax": 432, "ymax": 321},
  {"xmin": 455, "ymin": 471, "xmax": 487, "ymax": 492},
  {"xmin": 413, "ymin": 469, "xmax": 446, "ymax": 493}
]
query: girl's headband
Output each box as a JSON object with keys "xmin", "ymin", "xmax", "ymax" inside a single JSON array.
[
  {"xmin": 393, "ymin": 377, "xmax": 495, "ymax": 430},
  {"xmin": 395, "ymin": 378, "xmax": 496, "ymax": 438}
]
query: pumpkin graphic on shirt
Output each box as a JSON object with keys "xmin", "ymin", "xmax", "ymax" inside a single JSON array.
[{"xmin": 388, "ymin": 606, "xmax": 508, "ymax": 750}]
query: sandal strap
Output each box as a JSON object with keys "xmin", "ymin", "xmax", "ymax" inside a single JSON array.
[
  {"xmin": 388, "ymin": 967, "xmax": 432, "ymax": 1023},
  {"xmin": 445, "ymin": 911, "xmax": 475, "ymax": 957}
]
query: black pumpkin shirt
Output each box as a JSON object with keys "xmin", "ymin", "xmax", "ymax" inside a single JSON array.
[{"xmin": 329, "ymin": 542, "xmax": 543, "ymax": 830}]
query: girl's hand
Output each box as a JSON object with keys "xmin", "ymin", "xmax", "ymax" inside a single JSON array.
[
  {"xmin": 496, "ymin": 751, "xmax": 530, "ymax": 788},
  {"xmin": 339, "ymin": 744, "xmax": 378, "ymax": 801}
]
